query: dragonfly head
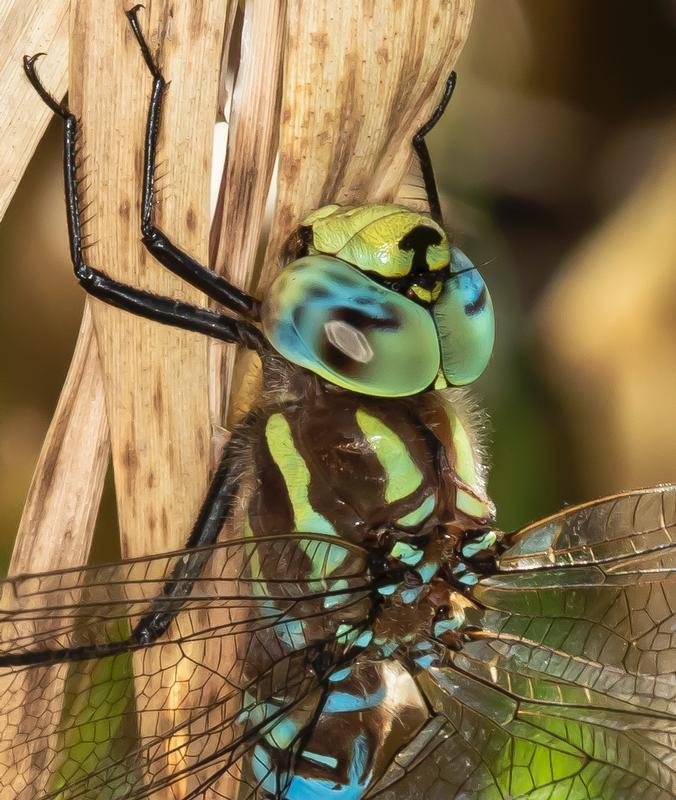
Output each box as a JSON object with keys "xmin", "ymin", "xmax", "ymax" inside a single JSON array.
[{"xmin": 262, "ymin": 203, "xmax": 495, "ymax": 397}]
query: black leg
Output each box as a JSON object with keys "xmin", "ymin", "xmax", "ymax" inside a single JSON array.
[
  {"xmin": 125, "ymin": 6, "xmax": 261, "ymax": 321},
  {"xmin": 86, "ymin": 266, "xmax": 268, "ymax": 352},
  {"xmin": 412, "ymin": 71, "xmax": 456, "ymax": 225},
  {"xmin": 22, "ymin": 55, "xmax": 267, "ymax": 355}
]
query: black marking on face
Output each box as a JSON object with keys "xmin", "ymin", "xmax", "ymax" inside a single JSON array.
[
  {"xmin": 398, "ymin": 225, "xmax": 443, "ymax": 273},
  {"xmin": 464, "ymin": 286, "xmax": 487, "ymax": 316},
  {"xmin": 298, "ymin": 225, "xmax": 314, "ymax": 255},
  {"xmin": 370, "ymin": 266, "xmax": 450, "ymax": 307}
]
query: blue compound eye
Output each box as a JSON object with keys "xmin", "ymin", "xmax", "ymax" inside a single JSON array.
[
  {"xmin": 432, "ymin": 248, "xmax": 495, "ymax": 386},
  {"xmin": 261, "ymin": 255, "xmax": 441, "ymax": 397}
]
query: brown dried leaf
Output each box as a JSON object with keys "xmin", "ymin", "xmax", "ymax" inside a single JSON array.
[{"xmin": 0, "ymin": 0, "xmax": 69, "ymax": 221}]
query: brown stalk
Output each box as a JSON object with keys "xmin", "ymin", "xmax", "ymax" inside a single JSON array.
[
  {"xmin": 263, "ymin": 0, "xmax": 474, "ymax": 273},
  {"xmin": 210, "ymin": 0, "xmax": 286, "ymax": 429},
  {"xmin": 0, "ymin": 0, "xmax": 69, "ymax": 221},
  {"xmin": 70, "ymin": 4, "xmax": 234, "ymax": 797},
  {"xmin": 70, "ymin": 1, "xmax": 227, "ymax": 563}
]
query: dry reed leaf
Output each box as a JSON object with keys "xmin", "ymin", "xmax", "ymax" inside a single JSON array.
[
  {"xmin": 9, "ymin": 304, "xmax": 109, "ymax": 575},
  {"xmin": 210, "ymin": 0, "xmax": 286, "ymax": 429},
  {"xmin": 263, "ymin": 0, "xmax": 474, "ymax": 273},
  {"xmin": 70, "ymin": 0, "xmax": 226, "ymax": 559},
  {"xmin": 69, "ymin": 3, "xmax": 234, "ymax": 796},
  {"xmin": 2, "ymin": 0, "xmax": 108, "ymax": 600},
  {"xmin": 0, "ymin": 0, "xmax": 69, "ymax": 220}
]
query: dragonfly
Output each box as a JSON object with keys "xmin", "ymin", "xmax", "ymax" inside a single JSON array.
[{"xmin": 1, "ymin": 6, "xmax": 674, "ymax": 799}]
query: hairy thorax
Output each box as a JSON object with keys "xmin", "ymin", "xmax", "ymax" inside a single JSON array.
[{"xmin": 246, "ymin": 384, "xmax": 493, "ymax": 547}]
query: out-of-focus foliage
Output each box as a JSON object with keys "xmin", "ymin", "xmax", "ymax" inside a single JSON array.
[{"xmin": 0, "ymin": 0, "xmax": 674, "ymax": 570}]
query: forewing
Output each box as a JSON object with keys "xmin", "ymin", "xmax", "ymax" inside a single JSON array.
[
  {"xmin": 377, "ymin": 487, "xmax": 676, "ymax": 799},
  {"xmin": 369, "ymin": 717, "xmax": 493, "ymax": 799},
  {"xmin": 0, "ymin": 535, "xmax": 372, "ymax": 800},
  {"xmin": 499, "ymin": 484, "xmax": 676, "ymax": 573},
  {"xmin": 478, "ymin": 485, "xmax": 676, "ymax": 712}
]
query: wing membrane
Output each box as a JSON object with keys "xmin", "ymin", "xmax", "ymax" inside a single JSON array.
[
  {"xmin": 369, "ymin": 718, "xmax": 487, "ymax": 799},
  {"xmin": 473, "ymin": 486, "xmax": 676, "ymax": 712},
  {"xmin": 0, "ymin": 534, "xmax": 368, "ymax": 658},
  {"xmin": 0, "ymin": 535, "xmax": 373, "ymax": 800},
  {"xmin": 499, "ymin": 485, "xmax": 676, "ymax": 571},
  {"xmin": 375, "ymin": 487, "xmax": 676, "ymax": 799},
  {"xmin": 418, "ymin": 662, "xmax": 674, "ymax": 800}
]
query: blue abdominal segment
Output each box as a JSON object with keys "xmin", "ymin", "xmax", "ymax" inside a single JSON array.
[{"xmin": 285, "ymin": 736, "xmax": 370, "ymax": 800}]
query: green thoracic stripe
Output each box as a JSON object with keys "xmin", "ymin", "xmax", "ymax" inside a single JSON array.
[
  {"xmin": 355, "ymin": 409, "xmax": 423, "ymax": 504},
  {"xmin": 265, "ymin": 413, "xmax": 348, "ymax": 579},
  {"xmin": 265, "ymin": 413, "xmax": 336, "ymax": 536},
  {"xmin": 397, "ymin": 494, "xmax": 436, "ymax": 528}
]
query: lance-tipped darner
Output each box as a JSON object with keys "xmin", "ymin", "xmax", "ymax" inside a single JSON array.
[{"xmin": 0, "ymin": 6, "xmax": 674, "ymax": 800}]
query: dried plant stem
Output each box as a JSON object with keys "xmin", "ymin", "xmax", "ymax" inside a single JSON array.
[
  {"xmin": 0, "ymin": 0, "xmax": 69, "ymax": 221},
  {"xmin": 70, "ymin": 3, "xmax": 232, "ymax": 796},
  {"xmin": 210, "ymin": 0, "xmax": 286, "ymax": 429},
  {"xmin": 9, "ymin": 304, "xmax": 109, "ymax": 575},
  {"xmin": 70, "ymin": 0, "xmax": 227, "ymax": 560},
  {"xmin": 264, "ymin": 0, "xmax": 474, "ymax": 274}
]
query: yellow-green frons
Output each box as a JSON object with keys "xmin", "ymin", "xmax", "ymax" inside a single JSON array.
[{"xmin": 302, "ymin": 203, "xmax": 450, "ymax": 279}]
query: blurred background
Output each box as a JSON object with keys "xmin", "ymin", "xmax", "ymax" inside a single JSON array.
[{"xmin": 0, "ymin": 0, "xmax": 675, "ymax": 570}]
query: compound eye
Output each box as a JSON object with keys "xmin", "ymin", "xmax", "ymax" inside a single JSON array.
[
  {"xmin": 261, "ymin": 255, "xmax": 440, "ymax": 397},
  {"xmin": 432, "ymin": 248, "xmax": 495, "ymax": 386}
]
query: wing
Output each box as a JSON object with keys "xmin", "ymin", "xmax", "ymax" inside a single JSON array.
[
  {"xmin": 373, "ymin": 486, "xmax": 676, "ymax": 800},
  {"xmin": 0, "ymin": 534, "xmax": 374, "ymax": 800},
  {"xmin": 369, "ymin": 717, "xmax": 493, "ymax": 799}
]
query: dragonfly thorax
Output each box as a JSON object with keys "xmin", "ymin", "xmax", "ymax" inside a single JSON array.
[{"xmin": 368, "ymin": 523, "xmax": 498, "ymax": 663}]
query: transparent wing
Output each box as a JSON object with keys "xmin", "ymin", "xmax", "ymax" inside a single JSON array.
[
  {"xmin": 369, "ymin": 717, "xmax": 488, "ymax": 799},
  {"xmin": 374, "ymin": 486, "xmax": 676, "ymax": 800},
  {"xmin": 0, "ymin": 534, "xmax": 373, "ymax": 800}
]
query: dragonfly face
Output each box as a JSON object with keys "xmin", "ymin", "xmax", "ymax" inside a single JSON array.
[
  {"xmin": 262, "ymin": 204, "xmax": 495, "ymax": 396},
  {"xmin": 2, "ymin": 8, "xmax": 675, "ymax": 800}
]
